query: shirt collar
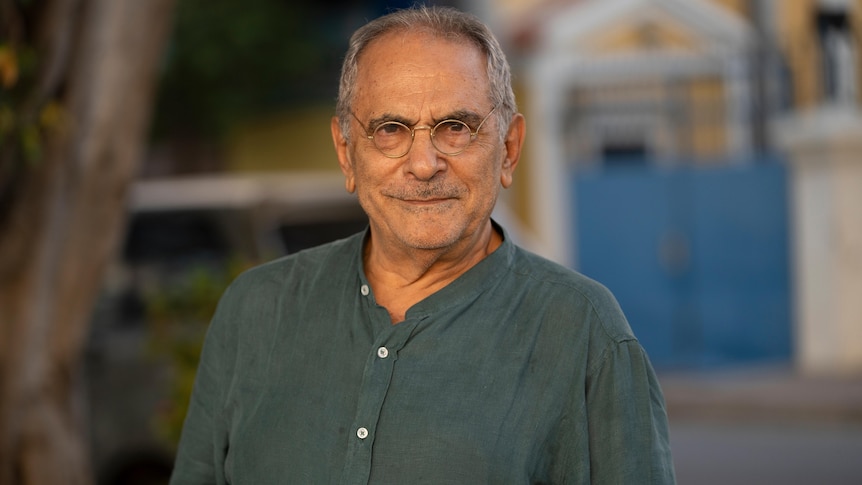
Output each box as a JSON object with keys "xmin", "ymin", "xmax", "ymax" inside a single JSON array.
[{"xmin": 355, "ymin": 219, "xmax": 515, "ymax": 319}]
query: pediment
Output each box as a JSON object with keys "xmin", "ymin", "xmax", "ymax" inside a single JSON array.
[{"xmin": 538, "ymin": 0, "xmax": 752, "ymax": 57}]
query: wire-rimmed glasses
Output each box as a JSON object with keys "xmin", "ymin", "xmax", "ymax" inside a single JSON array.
[{"xmin": 351, "ymin": 104, "xmax": 498, "ymax": 158}]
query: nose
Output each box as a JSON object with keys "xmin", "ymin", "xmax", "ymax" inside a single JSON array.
[{"xmin": 404, "ymin": 126, "xmax": 444, "ymax": 180}]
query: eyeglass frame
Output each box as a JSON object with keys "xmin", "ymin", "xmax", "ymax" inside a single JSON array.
[{"xmin": 349, "ymin": 103, "xmax": 500, "ymax": 158}]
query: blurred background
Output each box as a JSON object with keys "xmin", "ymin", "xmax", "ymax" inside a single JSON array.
[{"xmin": 2, "ymin": 0, "xmax": 862, "ymax": 483}]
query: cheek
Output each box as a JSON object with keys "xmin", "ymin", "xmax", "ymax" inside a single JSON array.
[
  {"xmin": 472, "ymin": 151, "xmax": 504, "ymax": 187},
  {"xmin": 349, "ymin": 150, "xmax": 381, "ymax": 185},
  {"xmin": 461, "ymin": 165, "xmax": 502, "ymax": 210},
  {"xmin": 351, "ymin": 158, "xmax": 389, "ymax": 207}
]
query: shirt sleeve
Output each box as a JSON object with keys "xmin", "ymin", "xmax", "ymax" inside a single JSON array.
[
  {"xmin": 169, "ymin": 284, "xmax": 238, "ymax": 485},
  {"xmin": 585, "ymin": 339, "xmax": 676, "ymax": 484}
]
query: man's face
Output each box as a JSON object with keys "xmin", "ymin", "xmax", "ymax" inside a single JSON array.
[{"xmin": 333, "ymin": 30, "xmax": 518, "ymax": 253}]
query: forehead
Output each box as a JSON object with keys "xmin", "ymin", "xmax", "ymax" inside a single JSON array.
[{"xmin": 354, "ymin": 29, "xmax": 490, "ymax": 112}]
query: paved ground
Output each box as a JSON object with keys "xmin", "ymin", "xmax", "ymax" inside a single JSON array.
[
  {"xmin": 670, "ymin": 420, "xmax": 862, "ymax": 484},
  {"xmin": 659, "ymin": 365, "xmax": 862, "ymax": 484},
  {"xmin": 660, "ymin": 365, "xmax": 862, "ymax": 424}
]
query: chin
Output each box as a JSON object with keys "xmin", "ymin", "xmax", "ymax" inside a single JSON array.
[
  {"xmin": 392, "ymin": 222, "xmax": 466, "ymax": 250},
  {"xmin": 398, "ymin": 232, "xmax": 460, "ymax": 251},
  {"xmin": 389, "ymin": 211, "xmax": 492, "ymax": 251}
]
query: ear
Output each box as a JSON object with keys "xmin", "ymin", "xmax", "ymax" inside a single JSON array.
[
  {"xmin": 500, "ymin": 113, "xmax": 525, "ymax": 189},
  {"xmin": 331, "ymin": 116, "xmax": 356, "ymax": 193}
]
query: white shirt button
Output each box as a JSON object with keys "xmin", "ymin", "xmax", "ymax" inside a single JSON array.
[
  {"xmin": 360, "ymin": 284, "xmax": 370, "ymax": 296},
  {"xmin": 377, "ymin": 347, "xmax": 389, "ymax": 359},
  {"xmin": 357, "ymin": 427, "xmax": 369, "ymax": 439}
]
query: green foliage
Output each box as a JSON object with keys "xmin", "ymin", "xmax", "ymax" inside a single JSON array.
[
  {"xmin": 151, "ymin": 0, "xmax": 349, "ymax": 140},
  {"xmin": 1, "ymin": 1, "xmax": 72, "ymax": 226},
  {"xmin": 149, "ymin": 0, "xmax": 425, "ymax": 141},
  {"xmin": 0, "ymin": 42, "xmax": 65, "ymax": 165},
  {"xmin": 145, "ymin": 258, "xmax": 253, "ymax": 446}
]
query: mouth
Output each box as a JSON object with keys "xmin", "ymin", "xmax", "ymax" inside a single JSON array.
[
  {"xmin": 398, "ymin": 197, "xmax": 456, "ymax": 208},
  {"xmin": 401, "ymin": 197, "xmax": 452, "ymax": 203}
]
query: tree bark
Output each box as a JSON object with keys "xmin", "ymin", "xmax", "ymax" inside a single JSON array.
[{"xmin": 0, "ymin": 1, "xmax": 176, "ymax": 483}]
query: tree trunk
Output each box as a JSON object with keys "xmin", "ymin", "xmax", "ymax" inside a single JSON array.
[{"xmin": 0, "ymin": 1, "xmax": 176, "ymax": 483}]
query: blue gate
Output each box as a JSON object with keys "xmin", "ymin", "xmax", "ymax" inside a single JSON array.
[{"xmin": 574, "ymin": 161, "xmax": 792, "ymax": 369}]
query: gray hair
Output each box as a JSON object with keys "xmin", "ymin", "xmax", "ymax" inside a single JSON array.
[{"xmin": 335, "ymin": 5, "xmax": 517, "ymax": 142}]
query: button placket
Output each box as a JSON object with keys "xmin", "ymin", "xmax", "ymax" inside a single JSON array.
[{"xmin": 339, "ymin": 318, "xmax": 420, "ymax": 484}]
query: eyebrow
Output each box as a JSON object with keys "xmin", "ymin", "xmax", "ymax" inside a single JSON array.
[
  {"xmin": 366, "ymin": 109, "xmax": 484, "ymax": 130},
  {"xmin": 441, "ymin": 110, "xmax": 483, "ymax": 127},
  {"xmin": 367, "ymin": 113, "xmax": 414, "ymax": 129}
]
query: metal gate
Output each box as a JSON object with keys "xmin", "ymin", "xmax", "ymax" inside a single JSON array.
[{"xmin": 574, "ymin": 161, "xmax": 792, "ymax": 369}]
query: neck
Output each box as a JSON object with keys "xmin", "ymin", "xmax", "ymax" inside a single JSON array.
[{"xmin": 363, "ymin": 221, "xmax": 502, "ymax": 323}]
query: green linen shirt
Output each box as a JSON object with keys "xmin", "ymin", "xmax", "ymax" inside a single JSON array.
[{"xmin": 170, "ymin": 226, "xmax": 676, "ymax": 484}]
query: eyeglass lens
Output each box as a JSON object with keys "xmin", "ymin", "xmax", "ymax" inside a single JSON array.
[{"xmin": 372, "ymin": 120, "xmax": 472, "ymax": 157}]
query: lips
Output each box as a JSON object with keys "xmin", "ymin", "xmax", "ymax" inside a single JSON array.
[{"xmin": 400, "ymin": 197, "xmax": 453, "ymax": 205}]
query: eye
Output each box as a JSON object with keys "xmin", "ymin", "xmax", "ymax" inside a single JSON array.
[
  {"xmin": 437, "ymin": 120, "xmax": 469, "ymax": 134},
  {"xmin": 375, "ymin": 122, "xmax": 407, "ymax": 137}
]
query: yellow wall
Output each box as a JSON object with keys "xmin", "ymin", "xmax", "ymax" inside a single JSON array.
[
  {"xmin": 777, "ymin": 0, "xmax": 820, "ymax": 109},
  {"xmin": 709, "ymin": 0, "xmax": 749, "ymax": 18},
  {"xmin": 509, "ymin": 79, "xmax": 535, "ymax": 230},
  {"xmin": 226, "ymin": 105, "xmax": 340, "ymax": 173},
  {"xmin": 588, "ymin": 17, "xmax": 701, "ymax": 54},
  {"xmin": 687, "ymin": 77, "xmax": 727, "ymax": 161}
]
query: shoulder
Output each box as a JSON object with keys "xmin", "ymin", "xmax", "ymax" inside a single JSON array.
[
  {"xmin": 218, "ymin": 232, "xmax": 363, "ymax": 311},
  {"xmin": 205, "ymin": 231, "xmax": 364, "ymax": 352},
  {"xmin": 508, "ymin": 245, "xmax": 635, "ymax": 344},
  {"xmin": 235, "ymin": 232, "xmax": 360, "ymax": 285}
]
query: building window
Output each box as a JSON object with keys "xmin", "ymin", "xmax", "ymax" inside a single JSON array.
[{"xmin": 601, "ymin": 139, "xmax": 649, "ymax": 168}]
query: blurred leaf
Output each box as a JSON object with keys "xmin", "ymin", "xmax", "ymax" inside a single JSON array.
[
  {"xmin": 20, "ymin": 124, "xmax": 41, "ymax": 162},
  {"xmin": 39, "ymin": 101, "xmax": 65, "ymax": 131},
  {"xmin": 0, "ymin": 45, "xmax": 19, "ymax": 88},
  {"xmin": 0, "ymin": 106, "xmax": 15, "ymax": 136},
  {"xmin": 144, "ymin": 257, "xmax": 254, "ymax": 445}
]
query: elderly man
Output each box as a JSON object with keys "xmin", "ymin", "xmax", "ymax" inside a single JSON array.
[{"xmin": 170, "ymin": 6, "xmax": 675, "ymax": 484}]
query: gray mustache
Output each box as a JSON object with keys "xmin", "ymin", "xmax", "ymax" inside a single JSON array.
[{"xmin": 385, "ymin": 183, "xmax": 464, "ymax": 200}]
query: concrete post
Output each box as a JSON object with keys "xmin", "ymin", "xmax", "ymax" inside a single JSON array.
[{"xmin": 777, "ymin": 108, "xmax": 862, "ymax": 375}]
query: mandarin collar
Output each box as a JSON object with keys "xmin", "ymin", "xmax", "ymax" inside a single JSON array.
[{"xmin": 354, "ymin": 220, "xmax": 515, "ymax": 318}]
